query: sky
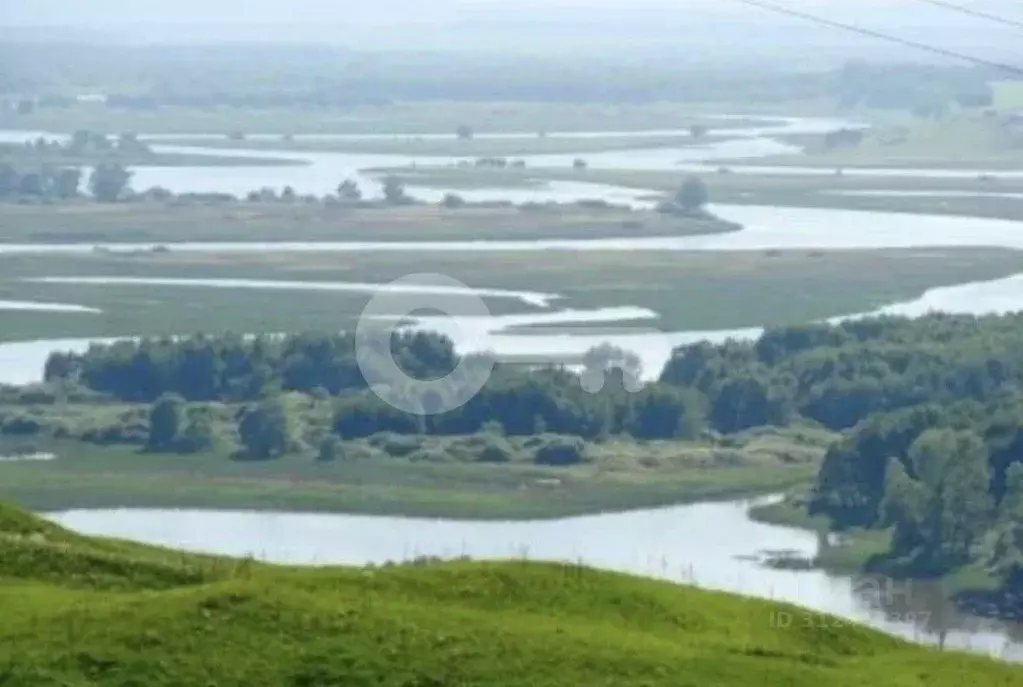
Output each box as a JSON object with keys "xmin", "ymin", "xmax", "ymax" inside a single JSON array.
[{"xmin": 3, "ymin": 0, "xmax": 1022, "ymax": 64}]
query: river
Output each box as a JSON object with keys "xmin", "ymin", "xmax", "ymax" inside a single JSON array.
[
  {"xmin": 48, "ymin": 497, "xmax": 1023, "ymax": 660},
  {"xmin": 6, "ymin": 117, "xmax": 1023, "ymax": 659}
]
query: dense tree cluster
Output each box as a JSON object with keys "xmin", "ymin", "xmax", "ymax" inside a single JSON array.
[
  {"xmin": 0, "ymin": 164, "xmax": 82, "ymax": 200},
  {"xmin": 45, "ymin": 331, "xmax": 460, "ymax": 403},
  {"xmin": 0, "ymin": 161, "xmax": 132, "ymax": 203},
  {"xmin": 649, "ymin": 313, "xmax": 1023, "ymax": 589},
  {"xmin": 45, "ymin": 333, "xmax": 708, "ymax": 444},
  {"xmin": 44, "ymin": 313, "xmax": 1023, "ymax": 588}
]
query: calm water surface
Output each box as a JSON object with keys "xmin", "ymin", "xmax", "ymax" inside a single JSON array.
[{"xmin": 49, "ymin": 497, "xmax": 1023, "ymax": 661}]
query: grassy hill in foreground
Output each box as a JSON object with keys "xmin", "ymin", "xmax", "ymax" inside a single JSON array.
[{"xmin": 0, "ymin": 503, "xmax": 1020, "ymax": 686}]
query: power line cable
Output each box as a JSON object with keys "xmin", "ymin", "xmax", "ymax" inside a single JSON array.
[
  {"xmin": 911, "ymin": 0, "xmax": 1023, "ymax": 32},
  {"xmin": 729, "ymin": 0, "xmax": 1023, "ymax": 76}
]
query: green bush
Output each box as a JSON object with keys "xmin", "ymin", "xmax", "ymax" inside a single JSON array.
[
  {"xmin": 317, "ymin": 436, "xmax": 344, "ymax": 462},
  {"xmin": 534, "ymin": 436, "xmax": 588, "ymax": 466},
  {"xmin": 369, "ymin": 432, "xmax": 423, "ymax": 457}
]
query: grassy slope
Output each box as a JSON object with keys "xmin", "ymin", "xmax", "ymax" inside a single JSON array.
[{"xmin": 0, "ymin": 502, "xmax": 1019, "ymax": 686}]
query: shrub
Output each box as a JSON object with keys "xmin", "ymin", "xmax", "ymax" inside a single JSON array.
[
  {"xmin": 317, "ymin": 435, "xmax": 344, "ymax": 462},
  {"xmin": 369, "ymin": 432, "xmax": 423, "ymax": 457},
  {"xmin": 476, "ymin": 435, "xmax": 514, "ymax": 464},
  {"xmin": 534, "ymin": 436, "xmax": 587, "ymax": 466}
]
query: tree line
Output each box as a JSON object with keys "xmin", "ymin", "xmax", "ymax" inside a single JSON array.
[
  {"xmin": 0, "ymin": 162, "xmax": 133, "ymax": 202},
  {"xmin": 46, "ymin": 312, "xmax": 1023, "ymax": 595},
  {"xmin": 43, "ymin": 332, "xmax": 706, "ymax": 445}
]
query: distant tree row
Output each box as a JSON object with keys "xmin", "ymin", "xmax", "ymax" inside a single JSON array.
[{"xmin": 0, "ymin": 163, "xmax": 132, "ymax": 202}]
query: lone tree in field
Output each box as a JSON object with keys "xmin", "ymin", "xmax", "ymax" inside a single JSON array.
[
  {"xmin": 456, "ymin": 124, "xmax": 474, "ymax": 140},
  {"xmin": 382, "ymin": 176, "xmax": 410, "ymax": 205},
  {"xmin": 147, "ymin": 393, "xmax": 186, "ymax": 451},
  {"xmin": 89, "ymin": 163, "xmax": 132, "ymax": 202},
  {"xmin": 689, "ymin": 124, "xmax": 708, "ymax": 140},
  {"xmin": 238, "ymin": 396, "xmax": 293, "ymax": 460},
  {"xmin": 337, "ymin": 179, "xmax": 362, "ymax": 201},
  {"xmin": 675, "ymin": 176, "xmax": 708, "ymax": 212}
]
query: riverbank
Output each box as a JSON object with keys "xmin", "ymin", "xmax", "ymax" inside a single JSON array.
[
  {"xmin": 373, "ymin": 166, "xmax": 1023, "ymax": 221},
  {"xmin": 750, "ymin": 495, "xmax": 1010, "ymax": 619}
]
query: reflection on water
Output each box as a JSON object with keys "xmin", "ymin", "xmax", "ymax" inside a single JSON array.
[{"xmin": 48, "ymin": 497, "xmax": 1023, "ymax": 661}]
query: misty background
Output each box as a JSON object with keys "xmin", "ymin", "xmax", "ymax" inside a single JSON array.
[{"xmin": 3, "ymin": 0, "xmax": 1023, "ymax": 66}]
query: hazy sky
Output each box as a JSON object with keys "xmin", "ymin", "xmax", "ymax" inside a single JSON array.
[
  {"xmin": 4, "ymin": 0, "xmax": 1022, "ymax": 63},
  {"xmin": 5, "ymin": 0, "xmax": 1017, "ymax": 25}
]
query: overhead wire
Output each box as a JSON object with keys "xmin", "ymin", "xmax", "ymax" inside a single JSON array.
[
  {"xmin": 727, "ymin": 0, "xmax": 1023, "ymax": 76},
  {"xmin": 910, "ymin": 0, "xmax": 1023, "ymax": 32}
]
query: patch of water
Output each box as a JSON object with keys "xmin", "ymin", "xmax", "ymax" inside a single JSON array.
[
  {"xmin": 0, "ymin": 300, "xmax": 100, "ymax": 313},
  {"xmin": 25, "ymin": 277, "xmax": 558, "ymax": 309},
  {"xmin": 48, "ymin": 497, "xmax": 1023, "ymax": 661}
]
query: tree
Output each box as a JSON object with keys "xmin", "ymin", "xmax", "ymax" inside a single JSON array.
[
  {"xmin": 89, "ymin": 163, "xmax": 132, "ymax": 202},
  {"xmin": 280, "ymin": 186, "xmax": 296, "ymax": 203},
  {"xmin": 69, "ymin": 130, "xmax": 91, "ymax": 154},
  {"xmin": 317, "ymin": 435, "xmax": 344, "ymax": 462},
  {"xmin": 582, "ymin": 344, "xmax": 642, "ymax": 391},
  {"xmin": 626, "ymin": 387, "xmax": 706, "ymax": 440},
  {"xmin": 0, "ymin": 164, "xmax": 17, "ymax": 196},
  {"xmin": 54, "ymin": 168, "xmax": 81, "ymax": 199},
  {"xmin": 535, "ymin": 436, "xmax": 587, "ymax": 466},
  {"xmin": 675, "ymin": 177, "xmax": 708, "ymax": 212},
  {"xmin": 177, "ymin": 408, "xmax": 215, "ymax": 453},
  {"xmin": 573, "ymin": 158, "xmax": 588, "ymax": 171},
  {"xmin": 17, "ymin": 171, "xmax": 46, "ymax": 197},
  {"xmin": 337, "ymin": 179, "xmax": 362, "ymax": 201},
  {"xmin": 117, "ymin": 132, "xmax": 148, "ymax": 154},
  {"xmin": 885, "ymin": 429, "xmax": 993, "ymax": 569},
  {"xmin": 689, "ymin": 124, "xmax": 708, "ymax": 139},
  {"xmin": 382, "ymin": 176, "xmax": 410, "ymax": 205},
  {"xmin": 147, "ymin": 393, "xmax": 186, "ymax": 451},
  {"xmin": 993, "ymin": 463, "xmax": 1023, "ymax": 589},
  {"xmin": 456, "ymin": 124, "xmax": 474, "ymax": 140},
  {"xmin": 238, "ymin": 396, "xmax": 293, "ymax": 460},
  {"xmin": 441, "ymin": 193, "xmax": 466, "ymax": 209}
]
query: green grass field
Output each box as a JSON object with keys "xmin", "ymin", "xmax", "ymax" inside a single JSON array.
[
  {"xmin": 0, "ymin": 102, "xmax": 779, "ymax": 135},
  {"xmin": 0, "ymin": 428, "xmax": 824, "ymax": 518},
  {"xmin": 0, "ymin": 501, "xmax": 1019, "ymax": 686},
  {"xmin": 0, "ymin": 201, "xmax": 735, "ymax": 244},
  {"xmin": 0, "ymin": 145, "xmax": 304, "ymax": 168},
  {"xmin": 382, "ymin": 165, "xmax": 1023, "ymax": 221},
  {"xmin": 721, "ymin": 115, "xmax": 1023, "ymax": 170},
  {"xmin": 147, "ymin": 133, "xmax": 722, "ymax": 157},
  {"xmin": 1, "ymin": 247, "xmax": 1021, "ymax": 343}
]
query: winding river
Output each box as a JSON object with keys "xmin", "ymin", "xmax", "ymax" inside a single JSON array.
[{"xmin": 7, "ymin": 117, "xmax": 1023, "ymax": 660}]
